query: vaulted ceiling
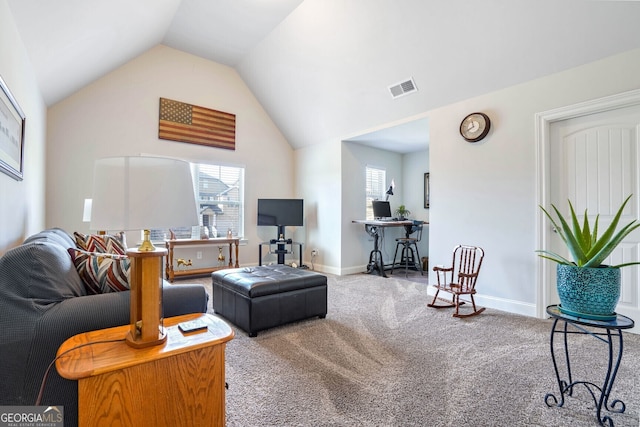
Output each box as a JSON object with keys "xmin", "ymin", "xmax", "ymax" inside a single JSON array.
[{"xmin": 7, "ymin": 0, "xmax": 640, "ymax": 153}]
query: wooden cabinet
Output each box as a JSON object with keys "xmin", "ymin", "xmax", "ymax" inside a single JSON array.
[
  {"xmin": 165, "ymin": 238, "xmax": 240, "ymax": 282},
  {"xmin": 56, "ymin": 313, "xmax": 234, "ymax": 427}
]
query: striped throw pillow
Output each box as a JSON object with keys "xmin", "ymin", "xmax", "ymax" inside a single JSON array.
[
  {"xmin": 68, "ymin": 248, "xmax": 130, "ymax": 294},
  {"xmin": 74, "ymin": 232, "xmax": 126, "ymax": 255}
]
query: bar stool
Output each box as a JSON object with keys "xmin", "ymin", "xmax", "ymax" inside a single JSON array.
[{"xmin": 391, "ymin": 220, "xmax": 424, "ymax": 277}]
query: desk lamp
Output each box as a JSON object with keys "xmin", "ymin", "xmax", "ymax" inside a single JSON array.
[
  {"xmin": 385, "ymin": 179, "xmax": 395, "ymax": 201},
  {"xmin": 90, "ymin": 156, "xmax": 198, "ymax": 348}
]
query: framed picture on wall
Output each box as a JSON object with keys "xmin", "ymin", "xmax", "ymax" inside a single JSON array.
[
  {"xmin": 0, "ymin": 75, "xmax": 26, "ymax": 181},
  {"xmin": 424, "ymin": 172, "xmax": 430, "ymax": 208}
]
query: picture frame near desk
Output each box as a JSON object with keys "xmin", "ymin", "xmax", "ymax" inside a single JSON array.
[{"xmin": 424, "ymin": 173, "xmax": 430, "ymax": 209}]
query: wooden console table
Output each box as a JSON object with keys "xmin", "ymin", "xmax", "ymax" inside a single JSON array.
[
  {"xmin": 165, "ymin": 238, "xmax": 240, "ymax": 282},
  {"xmin": 56, "ymin": 313, "xmax": 234, "ymax": 427}
]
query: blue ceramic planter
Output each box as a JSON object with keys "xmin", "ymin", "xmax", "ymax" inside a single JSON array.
[{"xmin": 556, "ymin": 264, "xmax": 620, "ymax": 320}]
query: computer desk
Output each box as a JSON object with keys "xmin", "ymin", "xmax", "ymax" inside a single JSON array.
[{"xmin": 352, "ymin": 219, "xmax": 427, "ymax": 277}]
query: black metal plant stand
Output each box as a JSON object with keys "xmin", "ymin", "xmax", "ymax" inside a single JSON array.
[{"xmin": 544, "ymin": 305, "xmax": 634, "ymax": 427}]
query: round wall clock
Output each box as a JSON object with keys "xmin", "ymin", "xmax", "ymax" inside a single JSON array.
[{"xmin": 460, "ymin": 112, "xmax": 491, "ymax": 142}]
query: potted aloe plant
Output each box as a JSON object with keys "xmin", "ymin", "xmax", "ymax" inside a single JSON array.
[
  {"xmin": 395, "ymin": 205, "xmax": 411, "ymax": 220},
  {"xmin": 537, "ymin": 194, "xmax": 640, "ymax": 320}
]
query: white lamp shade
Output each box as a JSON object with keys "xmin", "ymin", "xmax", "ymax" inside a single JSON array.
[{"xmin": 90, "ymin": 156, "xmax": 199, "ymax": 231}]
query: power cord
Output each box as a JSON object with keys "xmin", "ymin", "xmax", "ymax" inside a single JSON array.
[{"xmin": 36, "ymin": 338, "xmax": 126, "ymax": 405}]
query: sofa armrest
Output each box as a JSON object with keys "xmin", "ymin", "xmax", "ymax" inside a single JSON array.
[
  {"xmin": 163, "ymin": 283, "xmax": 208, "ymax": 317},
  {"xmin": 10, "ymin": 292, "xmax": 131, "ymax": 426}
]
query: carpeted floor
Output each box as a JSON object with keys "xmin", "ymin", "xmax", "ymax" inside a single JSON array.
[{"xmin": 175, "ymin": 270, "xmax": 640, "ymax": 427}]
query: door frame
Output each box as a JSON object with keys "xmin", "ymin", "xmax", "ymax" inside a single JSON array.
[{"xmin": 535, "ymin": 88, "xmax": 640, "ymax": 319}]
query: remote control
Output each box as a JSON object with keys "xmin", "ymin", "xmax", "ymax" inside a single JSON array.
[{"xmin": 178, "ymin": 319, "xmax": 208, "ymax": 333}]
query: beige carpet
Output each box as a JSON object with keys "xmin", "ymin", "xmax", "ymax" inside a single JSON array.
[{"xmin": 174, "ymin": 270, "xmax": 640, "ymax": 427}]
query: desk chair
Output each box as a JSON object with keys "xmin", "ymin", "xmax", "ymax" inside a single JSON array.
[
  {"xmin": 391, "ymin": 220, "xmax": 423, "ymax": 277},
  {"xmin": 428, "ymin": 245, "xmax": 485, "ymax": 317}
]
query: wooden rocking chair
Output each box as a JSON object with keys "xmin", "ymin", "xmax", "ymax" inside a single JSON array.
[{"xmin": 428, "ymin": 245, "xmax": 485, "ymax": 317}]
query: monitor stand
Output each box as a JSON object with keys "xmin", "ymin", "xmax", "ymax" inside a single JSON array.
[
  {"xmin": 260, "ymin": 226, "xmax": 301, "ymax": 267},
  {"xmin": 273, "ymin": 226, "xmax": 292, "ymax": 264}
]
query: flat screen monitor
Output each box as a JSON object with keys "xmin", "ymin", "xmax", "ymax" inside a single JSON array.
[
  {"xmin": 372, "ymin": 200, "xmax": 392, "ymax": 219},
  {"xmin": 257, "ymin": 199, "xmax": 304, "ymax": 226}
]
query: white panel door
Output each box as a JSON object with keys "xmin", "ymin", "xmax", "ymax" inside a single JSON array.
[{"xmin": 549, "ymin": 105, "xmax": 640, "ymax": 326}]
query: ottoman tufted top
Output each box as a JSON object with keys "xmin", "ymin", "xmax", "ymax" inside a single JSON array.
[{"xmin": 211, "ymin": 265, "xmax": 327, "ymax": 298}]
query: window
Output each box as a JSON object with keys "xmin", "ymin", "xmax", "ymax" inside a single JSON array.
[
  {"xmin": 365, "ymin": 166, "xmax": 386, "ymax": 220},
  {"xmin": 151, "ymin": 162, "xmax": 245, "ymax": 241}
]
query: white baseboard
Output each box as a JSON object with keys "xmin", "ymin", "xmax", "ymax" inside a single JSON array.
[
  {"xmin": 425, "ymin": 286, "xmax": 538, "ymax": 318},
  {"xmin": 339, "ymin": 265, "xmax": 368, "ymax": 276},
  {"xmin": 308, "ymin": 263, "xmax": 342, "ymax": 275},
  {"xmin": 328, "ymin": 265, "xmax": 541, "ymax": 319}
]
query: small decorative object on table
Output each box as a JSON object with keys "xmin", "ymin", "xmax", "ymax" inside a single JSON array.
[
  {"xmin": 217, "ymin": 247, "xmax": 225, "ymax": 266},
  {"xmin": 537, "ymin": 194, "xmax": 640, "ymax": 320},
  {"xmin": 176, "ymin": 258, "xmax": 192, "ymax": 270},
  {"xmin": 395, "ymin": 205, "xmax": 411, "ymax": 220}
]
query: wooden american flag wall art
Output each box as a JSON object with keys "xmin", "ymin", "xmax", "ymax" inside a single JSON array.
[{"xmin": 158, "ymin": 98, "xmax": 236, "ymax": 150}]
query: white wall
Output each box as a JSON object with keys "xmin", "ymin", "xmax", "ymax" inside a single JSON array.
[
  {"xmin": 340, "ymin": 142, "xmax": 403, "ymax": 274},
  {"xmin": 46, "ymin": 45, "xmax": 294, "ymax": 267},
  {"xmin": 296, "ymin": 140, "xmax": 429, "ymax": 276},
  {"xmin": 329, "ymin": 49, "xmax": 640, "ymax": 318},
  {"xmin": 0, "ymin": 0, "xmax": 47, "ymax": 252},
  {"xmin": 428, "ymin": 48, "xmax": 640, "ymax": 317},
  {"xmin": 402, "ymin": 148, "xmax": 429, "ymax": 258},
  {"xmin": 295, "ymin": 140, "xmax": 342, "ymax": 272}
]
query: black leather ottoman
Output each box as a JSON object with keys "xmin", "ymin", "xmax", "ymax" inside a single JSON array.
[{"xmin": 211, "ymin": 265, "xmax": 327, "ymax": 337}]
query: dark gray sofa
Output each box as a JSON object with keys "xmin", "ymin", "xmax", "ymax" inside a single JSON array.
[{"xmin": 0, "ymin": 228, "xmax": 208, "ymax": 427}]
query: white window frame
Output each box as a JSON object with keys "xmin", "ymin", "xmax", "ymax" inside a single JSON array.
[
  {"xmin": 150, "ymin": 162, "xmax": 245, "ymax": 241},
  {"xmin": 365, "ymin": 165, "xmax": 386, "ymax": 220}
]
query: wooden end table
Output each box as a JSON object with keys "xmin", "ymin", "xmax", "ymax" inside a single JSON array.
[{"xmin": 56, "ymin": 313, "xmax": 234, "ymax": 427}]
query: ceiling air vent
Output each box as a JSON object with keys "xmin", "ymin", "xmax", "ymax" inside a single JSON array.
[{"xmin": 388, "ymin": 77, "xmax": 418, "ymax": 99}]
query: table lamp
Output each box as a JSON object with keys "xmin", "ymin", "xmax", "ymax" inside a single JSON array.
[{"xmin": 90, "ymin": 156, "xmax": 199, "ymax": 348}]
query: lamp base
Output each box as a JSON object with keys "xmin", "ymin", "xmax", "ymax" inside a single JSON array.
[
  {"xmin": 125, "ymin": 327, "xmax": 167, "ymax": 349},
  {"xmin": 126, "ymin": 247, "xmax": 168, "ymax": 349},
  {"xmin": 138, "ymin": 229, "xmax": 156, "ymax": 251}
]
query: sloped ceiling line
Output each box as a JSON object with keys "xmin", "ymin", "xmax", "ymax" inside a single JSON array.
[{"xmin": 8, "ymin": 0, "xmax": 640, "ymax": 152}]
